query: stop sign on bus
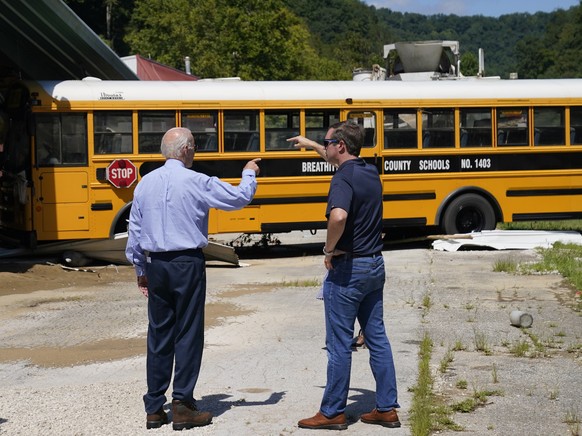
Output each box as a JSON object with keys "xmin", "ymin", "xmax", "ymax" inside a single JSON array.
[{"xmin": 106, "ymin": 159, "xmax": 137, "ymax": 188}]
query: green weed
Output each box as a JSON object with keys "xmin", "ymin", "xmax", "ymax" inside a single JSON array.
[
  {"xmin": 510, "ymin": 340, "xmax": 530, "ymax": 357},
  {"xmin": 493, "ymin": 257, "xmax": 517, "ymax": 273}
]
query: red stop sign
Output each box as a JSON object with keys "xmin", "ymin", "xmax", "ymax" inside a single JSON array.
[{"xmin": 106, "ymin": 159, "xmax": 137, "ymax": 188}]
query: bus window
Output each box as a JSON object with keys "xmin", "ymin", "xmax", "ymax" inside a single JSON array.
[
  {"xmin": 571, "ymin": 107, "xmax": 582, "ymax": 145},
  {"xmin": 533, "ymin": 107, "xmax": 565, "ymax": 146},
  {"xmin": 181, "ymin": 111, "xmax": 218, "ymax": 152},
  {"xmin": 497, "ymin": 107, "xmax": 528, "ymax": 146},
  {"xmin": 347, "ymin": 111, "xmax": 376, "ymax": 148},
  {"xmin": 265, "ymin": 110, "xmax": 299, "ymax": 151},
  {"xmin": 421, "ymin": 108, "xmax": 454, "ymax": 148},
  {"xmin": 459, "ymin": 108, "xmax": 492, "ymax": 147},
  {"xmin": 224, "ymin": 110, "xmax": 259, "ymax": 152},
  {"xmin": 139, "ymin": 111, "xmax": 175, "ymax": 154},
  {"xmin": 383, "ymin": 109, "xmax": 417, "ymax": 149},
  {"xmin": 305, "ymin": 110, "xmax": 340, "ymax": 144},
  {"xmin": 94, "ymin": 111, "xmax": 132, "ymax": 154},
  {"xmin": 36, "ymin": 113, "xmax": 87, "ymax": 166},
  {"xmin": 61, "ymin": 114, "xmax": 88, "ymax": 164}
]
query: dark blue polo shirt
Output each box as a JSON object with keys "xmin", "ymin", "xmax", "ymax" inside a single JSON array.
[{"xmin": 325, "ymin": 158, "xmax": 383, "ymax": 255}]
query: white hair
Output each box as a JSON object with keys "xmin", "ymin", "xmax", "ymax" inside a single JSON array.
[{"xmin": 160, "ymin": 127, "xmax": 193, "ymax": 159}]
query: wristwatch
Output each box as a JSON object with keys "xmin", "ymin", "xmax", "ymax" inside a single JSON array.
[{"xmin": 323, "ymin": 247, "xmax": 334, "ymax": 256}]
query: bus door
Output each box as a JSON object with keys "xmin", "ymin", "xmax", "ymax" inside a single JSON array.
[
  {"xmin": 347, "ymin": 109, "xmax": 382, "ymax": 160},
  {"xmin": 346, "ymin": 109, "xmax": 382, "ymax": 160},
  {"xmin": 0, "ymin": 84, "xmax": 35, "ymax": 244},
  {"xmin": 32, "ymin": 113, "xmax": 90, "ymax": 238}
]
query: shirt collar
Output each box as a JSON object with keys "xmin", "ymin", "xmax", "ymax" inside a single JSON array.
[
  {"xmin": 165, "ymin": 158, "xmax": 186, "ymax": 169},
  {"xmin": 338, "ymin": 156, "xmax": 363, "ymax": 170}
]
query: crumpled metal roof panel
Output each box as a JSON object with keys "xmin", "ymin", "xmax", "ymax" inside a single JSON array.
[{"xmin": 0, "ymin": 0, "xmax": 138, "ymax": 80}]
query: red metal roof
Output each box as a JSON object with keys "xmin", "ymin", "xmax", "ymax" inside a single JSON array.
[{"xmin": 133, "ymin": 54, "xmax": 198, "ymax": 81}]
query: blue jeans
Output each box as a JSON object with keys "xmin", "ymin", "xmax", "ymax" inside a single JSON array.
[{"xmin": 320, "ymin": 254, "xmax": 399, "ymax": 417}]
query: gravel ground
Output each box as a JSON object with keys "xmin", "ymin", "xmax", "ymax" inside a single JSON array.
[{"xmin": 0, "ymin": 231, "xmax": 580, "ymax": 435}]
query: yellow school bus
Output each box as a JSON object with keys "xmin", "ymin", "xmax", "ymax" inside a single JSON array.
[{"xmin": 1, "ymin": 78, "xmax": 582, "ymax": 247}]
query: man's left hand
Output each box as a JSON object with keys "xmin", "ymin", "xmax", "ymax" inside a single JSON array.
[{"xmin": 137, "ymin": 275, "xmax": 148, "ymax": 297}]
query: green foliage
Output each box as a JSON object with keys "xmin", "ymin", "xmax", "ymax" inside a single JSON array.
[
  {"xmin": 451, "ymin": 398, "xmax": 478, "ymax": 413},
  {"xmin": 499, "ymin": 220, "xmax": 582, "ymax": 232},
  {"xmin": 281, "ymin": 0, "xmax": 391, "ymax": 76},
  {"xmin": 504, "ymin": 240, "xmax": 582, "ymax": 294},
  {"xmin": 374, "ymin": 9, "xmax": 564, "ymax": 78},
  {"xmin": 532, "ymin": 243, "xmax": 582, "ymax": 291},
  {"xmin": 409, "ymin": 332, "xmax": 466, "ymax": 433},
  {"xmin": 65, "ymin": 0, "xmax": 134, "ymax": 55},
  {"xmin": 125, "ymin": 0, "xmax": 331, "ymax": 80},
  {"xmin": 460, "ymin": 52, "xmax": 478, "ymax": 76},
  {"xmin": 515, "ymin": 9, "xmax": 582, "ymax": 78},
  {"xmin": 510, "ymin": 339, "xmax": 531, "ymax": 357},
  {"xmin": 492, "ymin": 257, "xmax": 517, "ymax": 273},
  {"xmin": 67, "ymin": 0, "xmax": 582, "ymax": 80}
]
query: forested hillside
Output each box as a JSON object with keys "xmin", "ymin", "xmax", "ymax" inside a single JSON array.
[
  {"xmin": 368, "ymin": 10, "xmax": 553, "ymax": 77},
  {"xmin": 65, "ymin": 0, "xmax": 582, "ymax": 80}
]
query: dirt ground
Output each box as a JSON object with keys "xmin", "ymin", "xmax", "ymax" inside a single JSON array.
[
  {"xmin": 0, "ymin": 261, "xmax": 135, "ymax": 296},
  {"xmin": 0, "ymin": 260, "xmax": 258, "ymax": 368},
  {"xmin": 0, "ymin": 234, "xmax": 581, "ymax": 435}
]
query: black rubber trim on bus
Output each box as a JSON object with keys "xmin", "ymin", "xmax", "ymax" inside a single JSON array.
[
  {"xmin": 384, "ymin": 193, "xmax": 436, "ymax": 201},
  {"xmin": 383, "ymin": 218, "xmax": 427, "ymax": 227},
  {"xmin": 250, "ymin": 196, "xmax": 327, "ymax": 206},
  {"xmin": 91, "ymin": 202, "xmax": 113, "ymax": 211},
  {"xmin": 507, "ymin": 188, "xmax": 582, "ymax": 197},
  {"xmin": 261, "ymin": 222, "xmax": 328, "ymax": 233}
]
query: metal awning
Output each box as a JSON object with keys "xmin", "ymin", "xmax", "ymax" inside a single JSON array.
[{"xmin": 0, "ymin": 0, "xmax": 138, "ymax": 80}]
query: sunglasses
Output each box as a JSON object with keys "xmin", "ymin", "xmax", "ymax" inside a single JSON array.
[{"xmin": 323, "ymin": 139, "xmax": 339, "ymax": 148}]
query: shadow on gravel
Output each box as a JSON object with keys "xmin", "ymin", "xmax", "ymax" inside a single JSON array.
[{"xmin": 200, "ymin": 391, "xmax": 286, "ymax": 417}]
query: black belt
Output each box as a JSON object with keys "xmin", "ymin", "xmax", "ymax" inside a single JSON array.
[
  {"xmin": 335, "ymin": 251, "xmax": 382, "ymax": 259},
  {"xmin": 148, "ymin": 248, "xmax": 203, "ymax": 260}
]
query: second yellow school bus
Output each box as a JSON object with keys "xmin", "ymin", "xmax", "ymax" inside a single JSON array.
[{"xmin": 1, "ymin": 77, "xmax": 582, "ymax": 246}]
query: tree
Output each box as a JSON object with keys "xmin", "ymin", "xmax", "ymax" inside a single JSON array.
[
  {"xmin": 125, "ymin": 0, "xmax": 336, "ymax": 80},
  {"xmin": 67, "ymin": 0, "xmax": 582, "ymax": 80},
  {"xmin": 515, "ymin": 6, "xmax": 582, "ymax": 78},
  {"xmin": 282, "ymin": 0, "xmax": 392, "ymax": 74},
  {"xmin": 460, "ymin": 51, "xmax": 478, "ymax": 76},
  {"xmin": 65, "ymin": 0, "xmax": 135, "ymax": 55}
]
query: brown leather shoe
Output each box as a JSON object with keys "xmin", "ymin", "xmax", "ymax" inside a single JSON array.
[
  {"xmin": 360, "ymin": 408, "xmax": 401, "ymax": 428},
  {"xmin": 298, "ymin": 411, "xmax": 348, "ymax": 430},
  {"xmin": 172, "ymin": 399, "xmax": 213, "ymax": 430},
  {"xmin": 146, "ymin": 407, "xmax": 168, "ymax": 429},
  {"xmin": 352, "ymin": 330, "xmax": 366, "ymax": 350}
]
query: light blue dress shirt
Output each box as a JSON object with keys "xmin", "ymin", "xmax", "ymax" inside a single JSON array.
[{"xmin": 125, "ymin": 159, "xmax": 257, "ymax": 276}]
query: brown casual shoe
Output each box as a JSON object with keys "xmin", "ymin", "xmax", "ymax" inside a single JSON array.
[
  {"xmin": 298, "ymin": 411, "xmax": 348, "ymax": 430},
  {"xmin": 172, "ymin": 399, "xmax": 213, "ymax": 430},
  {"xmin": 352, "ymin": 330, "xmax": 366, "ymax": 350},
  {"xmin": 360, "ymin": 408, "xmax": 401, "ymax": 428},
  {"xmin": 146, "ymin": 407, "xmax": 168, "ymax": 429}
]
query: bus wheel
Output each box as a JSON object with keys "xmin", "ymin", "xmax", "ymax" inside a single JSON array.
[
  {"xmin": 113, "ymin": 209, "xmax": 131, "ymax": 235},
  {"xmin": 442, "ymin": 194, "xmax": 496, "ymax": 235}
]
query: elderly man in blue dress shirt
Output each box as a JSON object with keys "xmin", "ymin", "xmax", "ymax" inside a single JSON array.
[{"xmin": 126, "ymin": 127, "xmax": 260, "ymax": 430}]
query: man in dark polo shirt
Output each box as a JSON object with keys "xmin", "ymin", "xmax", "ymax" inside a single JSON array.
[{"xmin": 291, "ymin": 121, "xmax": 400, "ymax": 430}]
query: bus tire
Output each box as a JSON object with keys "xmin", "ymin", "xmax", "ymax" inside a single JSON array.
[
  {"xmin": 112, "ymin": 209, "xmax": 131, "ymax": 236},
  {"xmin": 442, "ymin": 193, "xmax": 496, "ymax": 235}
]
